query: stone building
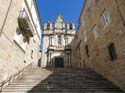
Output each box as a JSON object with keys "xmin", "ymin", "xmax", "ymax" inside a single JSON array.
[
  {"xmin": 0, "ymin": 0, "xmax": 42, "ymax": 83},
  {"xmin": 42, "ymin": 16, "xmax": 75, "ymax": 68},
  {"xmin": 72, "ymin": 0, "xmax": 125, "ymax": 90}
]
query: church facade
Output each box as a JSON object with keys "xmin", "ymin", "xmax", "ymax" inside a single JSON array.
[{"xmin": 42, "ymin": 16, "xmax": 75, "ymax": 68}]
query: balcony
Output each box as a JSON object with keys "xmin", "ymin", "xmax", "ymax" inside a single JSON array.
[{"xmin": 18, "ymin": 10, "xmax": 34, "ymax": 37}]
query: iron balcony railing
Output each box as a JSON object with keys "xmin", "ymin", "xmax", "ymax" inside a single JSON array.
[{"xmin": 18, "ymin": 10, "xmax": 34, "ymax": 37}]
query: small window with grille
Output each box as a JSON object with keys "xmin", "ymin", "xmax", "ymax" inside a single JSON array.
[{"xmin": 108, "ymin": 43, "xmax": 117, "ymax": 61}]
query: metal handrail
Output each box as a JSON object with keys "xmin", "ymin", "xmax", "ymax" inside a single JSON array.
[{"xmin": 0, "ymin": 63, "xmax": 33, "ymax": 92}]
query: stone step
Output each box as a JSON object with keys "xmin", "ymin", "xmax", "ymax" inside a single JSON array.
[
  {"xmin": 4, "ymin": 86, "xmax": 121, "ymax": 91},
  {"xmin": 2, "ymin": 89, "xmax": 123, "ymax": 93},
  {"xmin": 2, "ymin": 91, "xmax": 123, "ymax": 93},
  {"xmin": 2, "ymin": 87, "xmax": 122, "ymax": 92},
  {"xmin": 9, "ymin": 83, "xmax": 117, "ymax": 86},
  {"xmin": 1, "ymin": 68, "xmax": 123, "ymax": 93},
  {"xmin": 10, "ymin": 83, "xmax": 115, "ymax": 87},
  {"xmin": 4, "ymin": 86, "xmax": 121, "ymax": 88}
]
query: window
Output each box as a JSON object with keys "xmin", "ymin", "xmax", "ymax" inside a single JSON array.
[
  {"xmin": 65, "ymin": 36, "xmax": 68, "ymax": 45},
  {"xmin": 63, "ymin": 23, "xmax": 65, "ymax": 28},
  {"xmin": 87, "ymin": 8, "xmax": 90, "ymax": 13},
  {"xmin": 108, "ymin": 43, "xmax": 117, "ymax": 60},
  {"xmin": 102, "ymin": 10, "xmax": 110, "ymax": 27},
  {"xmin": 92, "ymin": 25, "xmax": 98, "ymax": 40},
  {"xmin": 85, "ymin": 45, "xmax": 89, "ymax": 58},
  {"xmin": 47, "ymin": 23, "xmax": 50, "ymax": 30},
  {"xmin": 49, "ymin": 37, "xmax": 53, "ymax": 46},
  {"xmin": 58, "ymin": 35, "xmax": 62, "ymax": 48},
  {"xmin": 69, "ymin": 23, "xmax": 73, "ymax": 30}
]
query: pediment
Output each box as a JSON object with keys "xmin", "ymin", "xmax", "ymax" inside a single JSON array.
[{"xmin": 56, "ymin": 15, "xmax": 64, "ymax": 23}]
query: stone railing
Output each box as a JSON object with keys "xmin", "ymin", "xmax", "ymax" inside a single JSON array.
[{"xmin": 0, "ymin": 63, "xmax": 33, "ymax": 92}]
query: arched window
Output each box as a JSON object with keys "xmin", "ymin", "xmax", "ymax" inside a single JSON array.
[
  {"xmin": 47, "ymin": 23, "xmax": 50, "ymax": 30},
  {"xmin": 69, "ymin": 23, "xmax": 73, "ymax": 30},
  {"xmin": 58, "ymin": 35, "xmax": 62, "ymax": 48}
]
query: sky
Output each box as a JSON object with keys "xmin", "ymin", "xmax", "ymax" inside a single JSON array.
[
  {"xmin": 36, "ymin": 0, "xmax": 85, "ymax": 30},
  {"xmin": 36, "ymin": 0, "xmax": 85, "ymax": 50}
]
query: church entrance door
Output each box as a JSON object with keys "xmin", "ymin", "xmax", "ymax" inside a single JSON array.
[{"xmin": 55, "ymin": 58, "xmax": 64, "ymax": 68}]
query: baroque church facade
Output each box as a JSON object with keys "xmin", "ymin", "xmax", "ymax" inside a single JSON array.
[{"xmin": 42, "ymin": 16, "xmax": 75, "ymax": 68}]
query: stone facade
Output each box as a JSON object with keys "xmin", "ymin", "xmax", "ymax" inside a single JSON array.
[
  {"xmin": 72, "ymin": 0, "xmax": 125, "ymax": 90},
  {"xmin": 42, "ymin": 16, "xmax": 75, "ymax": 68},
  {"xmin": 0, "ymin": 0, "xmax": 42, "ymax": 83}
]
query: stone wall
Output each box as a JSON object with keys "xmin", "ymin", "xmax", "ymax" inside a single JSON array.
[
  {"xmin": 72, "ymin": 0, "xmax": 125, "ymax": 90},
  {"xmin": 0, "ymin": 0, "xmax": 40, "ymax": 83}
]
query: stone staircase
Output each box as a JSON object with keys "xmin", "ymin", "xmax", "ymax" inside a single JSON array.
[{"xmin": 1, "ymin": 68, "xmax": 124, "ymax": 93}]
